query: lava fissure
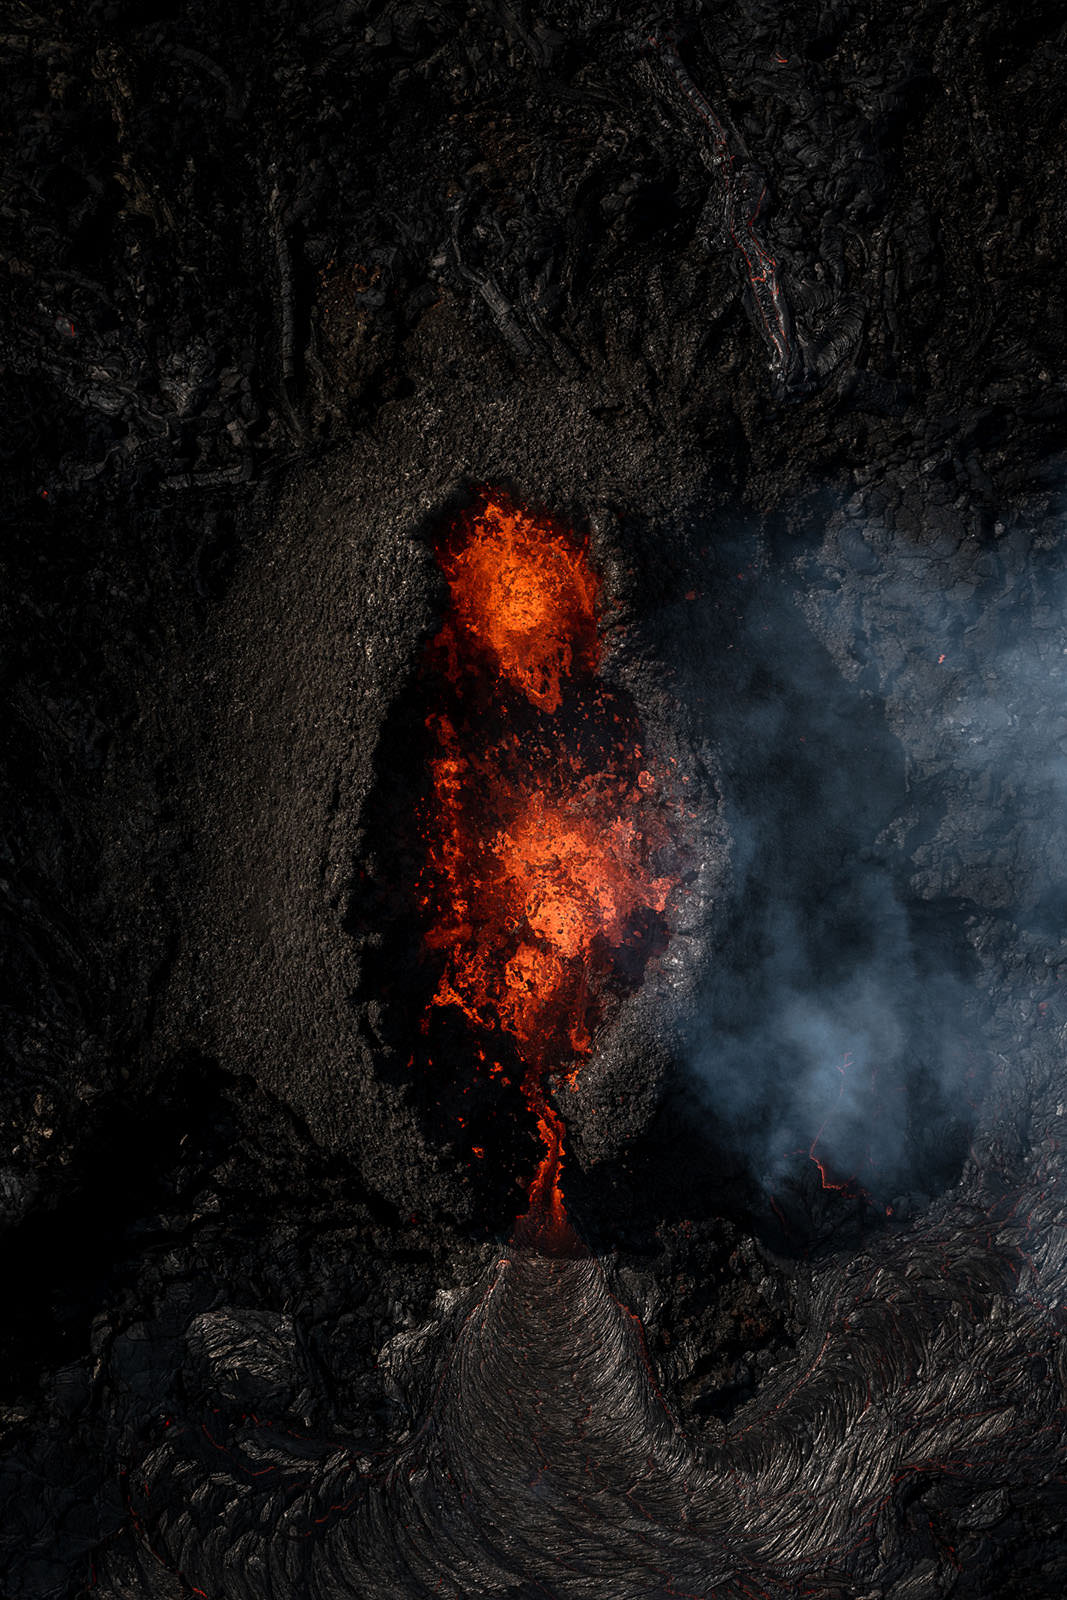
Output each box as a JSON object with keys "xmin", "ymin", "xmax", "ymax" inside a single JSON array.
[{"xmin": 416, "ymin": 491, "xmax": 686, "ymax": 1212}]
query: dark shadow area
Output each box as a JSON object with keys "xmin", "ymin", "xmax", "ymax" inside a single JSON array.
[
  {"xmin": 0, "ymin": 1055, "xmax": 230, "ymax": 1398},
  {"xmin": 563, "ymin": 1089, "xmax": 758, "ymax": 1254}
]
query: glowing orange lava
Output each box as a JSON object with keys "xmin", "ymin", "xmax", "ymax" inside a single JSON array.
[
  {"xmin": 438, "ymin": 496, "xmax": 599, "ymax": 712},
  {"xmin": 514, "ymin": 1105, "xmax": 581, "ymax": 1254},
  {"xmin": 419, "ymin": 490, "xmax": 683, "ymax": 1213}
]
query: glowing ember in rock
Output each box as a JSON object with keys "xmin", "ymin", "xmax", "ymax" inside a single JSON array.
[{"xmin": 419, "ymin": 490, "xmax": 684, "ymax": 1204}]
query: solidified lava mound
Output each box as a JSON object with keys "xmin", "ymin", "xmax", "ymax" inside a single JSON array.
[
  {"xmin": 96, "ymin": 1152, "xmax": 1067, "ymax": 1600},
  {"xmin": 4, "ymin": 1, "xmax": 1067, "ymax": 1597}
]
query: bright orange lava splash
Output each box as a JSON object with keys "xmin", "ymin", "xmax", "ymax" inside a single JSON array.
[{"xmin": 419, "ymin": 491, "xmax": 682, "ymax": 1223}]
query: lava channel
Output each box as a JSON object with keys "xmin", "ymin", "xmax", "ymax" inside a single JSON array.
[{"xmin": 417, "ymin": 490, "xmax": 686, "ymax": 1229}]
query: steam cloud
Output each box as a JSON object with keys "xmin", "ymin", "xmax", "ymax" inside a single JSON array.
[{"xmin": 672, "ymin": 506, "xmax": 1067, "ymax": 1203}]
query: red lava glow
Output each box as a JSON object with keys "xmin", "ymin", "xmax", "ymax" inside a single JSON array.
[{"xmin": 418, "ymin": 490, "xmax": 684, "ymax": 1215}]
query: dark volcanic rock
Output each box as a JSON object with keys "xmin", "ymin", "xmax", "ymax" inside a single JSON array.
[{"xmin": 2, "ymin": 0, "xmax": 1067, "ymax": 1595}]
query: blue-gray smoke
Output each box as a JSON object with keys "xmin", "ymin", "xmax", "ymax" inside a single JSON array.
[{"xmin": 661, "ymin": 504, "xmax": 1067, "ymax": 1203}]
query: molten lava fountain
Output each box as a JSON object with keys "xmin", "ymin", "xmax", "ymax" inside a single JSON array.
[{"xmin": 418, "ymin": 491, "xmax": 681, "ymax": 1240}]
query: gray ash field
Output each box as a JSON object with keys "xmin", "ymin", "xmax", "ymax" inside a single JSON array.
[{"xmin": 2, "ymin": 2, "xmax": 1067, "ymax": 1596}]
